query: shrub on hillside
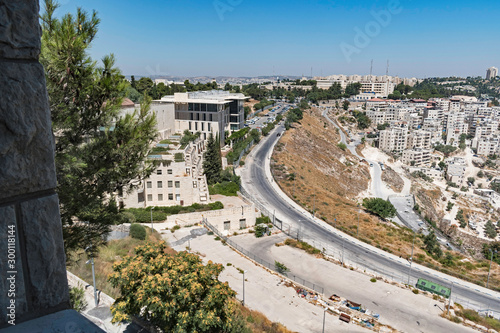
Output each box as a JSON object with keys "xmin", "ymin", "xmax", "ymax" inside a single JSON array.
[{"xmin": 130, "ymin": 223, "xmax": 146, "ymax": 240}]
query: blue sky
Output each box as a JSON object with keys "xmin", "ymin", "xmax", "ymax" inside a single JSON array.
[{"xmin": 52, "ymin": 0, "xmax": 500, "ymax": 78}]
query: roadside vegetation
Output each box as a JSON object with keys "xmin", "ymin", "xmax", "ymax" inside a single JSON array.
[{"xmin": 124, "ymin": 202, "xmax": 224, "ymax": 222}]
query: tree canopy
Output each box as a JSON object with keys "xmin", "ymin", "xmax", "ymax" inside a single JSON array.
[
  {"xmin": 40, "ymin": 0, "xmax": 157, "ymax": 254},
  {"xmin": 203, "ymin": 134, "xmax": 222, "ymax": 185},
  {"xmin": 109, "ymin": 242, "xmax": 237, "ymax": 332},
  {"xmin": 362, "ymin": 198, "xmax": 396, "ymax": 219}
]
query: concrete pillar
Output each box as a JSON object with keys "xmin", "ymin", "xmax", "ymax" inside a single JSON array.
[{"xmin": 0, "ymin": 0, "xmax": 70, "ymax": 327}]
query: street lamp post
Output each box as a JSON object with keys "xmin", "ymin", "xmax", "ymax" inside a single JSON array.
[
  {"xmin": 487, "ymin": 249, "xmax": 497, "ymax": 288},
  {"xmin": 150, "ymin": 206, "xmax": 154, "ymax": 232},
  {"xmin": 407, "ymin": 233, "xmax": 415, "ymax": 285},
  {"xmin": 242, "ymin": 270, "xmax": 248, "ymax": 306},
  {"xmin": 322, "ymin": 307, "xmax": 327, "ymax": 333},
  {"xmin": 85, "ymin": 246, "xmax": 98, "ymax": 308}
]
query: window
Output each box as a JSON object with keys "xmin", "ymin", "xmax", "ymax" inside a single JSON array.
[
  {"xmin": 208, "ymin": 123, "xmax": 211, "ymax": 131},
  {"xmin": 189, "ymin": 121, "xmax": 192, "ymax": 130},
  {"xmin": 186, "ymin": 168, "xmax": 190, "ymax": 175},
  {"xmin": 146, "ymin": 181, "xmax": 152, "ymax": 189},
  {"xmin": 168, "ymin": 193, "xmax": 173, "ymax": 200},
  {"xmin": 157, "ymin": 169, "xmax": 162, "ymax": 175},
  {"xmin": 158, "ymin": 194, "xmax": 163, "ymax": 201},
  {"xmin": 431, "ymin": 285, "xmax": 436, "ymax": 290},
  {"xmin": 168, "ymin": 180, "xmax": 173, "ymax": 188},
  {"xmin": 224, "ymin": 221, "xmax": 231, "ymax": 230},
  {"xmin": 239, "ymin": 219, "xmax": 246, "ymax": 229},
  {"xmin": 193, "ymin": 181, "xmax": 197, "ymax": 188},
  {"xmin": 195, "ymin": 122, "xmax": 198, "ymax": 131},
  {"xmin": 176, "ymin": 194, "xmax": 181, "ymax": 201},
  {"xmin": 147, "ymin": 194, "xmax": 153, "ymax": 201},
  {"xmin": 175, "ymin": 181, "xmax": 180, "ymax": 188},
  {"xmin": 201, "ymin": 122, "xmax": 204, "ymax": 131},
  {"xmin": 157, "ymin": 181, "xmax": 163, "ymax": 188},
  {"xmin": 167, "ymin": 169, "xmax": 173, "ymax": 175}
]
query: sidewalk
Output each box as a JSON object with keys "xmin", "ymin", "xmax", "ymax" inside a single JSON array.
[{"xmin": 66, "ymin": 271, "xmax": 142, "ymax": 333}]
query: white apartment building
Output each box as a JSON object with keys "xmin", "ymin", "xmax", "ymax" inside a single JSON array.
[
  {"xmin": 154, "ymin": 90, "xmax": 249, "ymax": 144},
  {"xmin": 446, "ymin": 111, "xmax": 468, "ymax": 146},
  {"xmin": 379, "ymin": 125, "xmax": 408, "ymax": 153},
  {"xmin": 121, "ymin": 138, "xmax": 209, "ymax": 208},
  {"xmin": 407, "ymin": 130, "xmax": 433, "ymax": 150},
  {"xmin": 446, "ymin": 157, "xmax": 467, "ymax": 185},
  {"xmin": 421, "ymin": 118, "xmax": 443, "ymax": 143},
  {"xmin": 408, "ymin": 166, "xmax": 443, "ymax": 179},
  {"xmin": 401, "ymin": 149, "xmax": 432, "ymax": 167},
  {"xmin": 476, "ymin": 136, "xmax": 500, "ymax": 156},
  {"xmin": 487, "ymin": 67, "xmax": 498, "ymax": 80}
]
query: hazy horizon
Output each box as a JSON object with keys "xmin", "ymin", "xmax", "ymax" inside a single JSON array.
[{"xmin": 52, "ymin": 0, "xmax": 500, "ymax": 79}]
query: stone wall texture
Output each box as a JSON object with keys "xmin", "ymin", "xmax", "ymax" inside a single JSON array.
[{"xmin": 0, "ymin": 0, "xmax": 70, "ymax": 328}]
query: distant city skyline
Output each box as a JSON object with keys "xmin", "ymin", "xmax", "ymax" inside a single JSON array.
[{"xmin": 53, "ymin": 0, "xmax": 500, "ymax": 78}]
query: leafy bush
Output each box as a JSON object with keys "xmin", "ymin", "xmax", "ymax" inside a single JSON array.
[
  {"xmin": 434, "ymin": 144, "xmax": 457, "ymax": 156},
  {"xmin": 130, "ymin": 223, "xmax": 146, "ymax": 240},
  {"xmin": 209, "ymin": 181, "xmax": 240, "ymax": 196},
  {"xmin": 370, "ymin": 278, "xmax": 377, "ymax": 283},
  {"xmin": 274, "ymin": 261, "xmax": 289, "ymax": 275},
  {"xmin": 337, "ymin": 142, "xmax": 347, "ymax": 151},
  {"xmin": 254, "ymin": 224, "xmax": 267, "ymax": 238},
  {"xmin": 124, "ymin": 202, "xmax": 224, "ymax": 222},
  {"xmin": 69, "ymin": 286, "xmax": 87, "ymax": 312},
  {"xmin": 362, "ymin": 198, "xmax": 396, "ymax": 219}
]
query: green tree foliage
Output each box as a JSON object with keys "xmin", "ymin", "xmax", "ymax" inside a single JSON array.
[
  {"xmin": 477, "ymin": 170, "xmax": 485, "ymax": 178},
  {"xmin": 135, "ymin": 77, "xmax": 154, "ymax": 95},
  {"xmin": 459, "ymin": 133, "xmax": 467, "ymax": 150},
  {"xmin": 435, "ymin": 145, "xmax": 457, "ymax": 156},
  {"xmin": 40, "ymin": 1, "xmax": 157, "ymax": 254},
  {"xmin": 352, "ymin": 110, "xmax": 371, "ymax": 129},
  {"xmin": 274, "ymin": 261, "xmax": 290, "ymax": 276},
  {"xmin": 482, "ymin": 242, "xmax": 500, "ymax": 265},
  {"xmin": 446, "ymin": 201, "xmax": 454, "ymax": 211},
  {"xmin": 342, "ymin": 100, "xmax": 350, "ymax": 111},
  {"xmin": 299, "ymin": 99, "xmax": 310, "ymax": 110},
  {"xmin": 209, "ymin": 169, "xmax": 241, "ymax": 196},
  {"xmin": 377, "ymin": 123, "xmax": 390, "ymax": 131},
  {"xmin": 423, "ymin": 231, "xmax": 443, "ymax": 258},
  {"xmin": 69, "ymin": 286, "xmax": 87, "ymax": 312},
  {"xmin": 337, "ymin": 143, "xmax": 347, "ymax": 151},
  {"xmin": 456, "ymin": 210, "xmax": 466, "ymax": 228},
  {"xmin": 362, "ymin": 198, "xmax": 396, "ymax": 219},
  {"xmin": 438, "ymin": 161, "xmax": 447, "ymax": 170},
  {"xmin": 203, "ymin": 134, "xmax": 222, "ymax": 185},
  {"xmin": 485, "ymin": 220, "xmax": 498, "ymax": 239},
  {"xmin": 180, "ymin": 130, "xmax": 201, "ymax": 146},
  {"xmin": 129, "ymin": 224, "xmax": 146, "ymax": 240},
  {"xmin": 344, "ymin": 82, "xmax": 361, "ymax": 97},
  {"xmin": 284, "ymin": 108, "xmax": 303, "ymax": 129},
  {"xmin": 109, "ymin": 242, "xmax": 237, "ymax": 332}
]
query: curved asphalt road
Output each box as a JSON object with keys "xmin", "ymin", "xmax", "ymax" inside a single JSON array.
[{"xmin": 243, "ymin": 121, "xmax": 500, "ymax": 316}]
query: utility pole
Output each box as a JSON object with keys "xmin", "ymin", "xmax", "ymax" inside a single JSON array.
[
  {"xmin": 313, "ymin": 194, "xmax": 316, "ymax": 217},
  {"xmin": 487, "ymin": 249, "xmax": 497, "ymax": 288},
  {"xmin": 357, "ymin": 205, "xmax": 360, "ymax": 238},
  {"xmin": 407, "ymin": 233, "xmax": 415, "ymax": 285},
  {"xmin": 447, "ymin": 282, "xmax": 454, "ymax": 316},
  {"xmin": 342, "ymin": 238, "xmax": 345, "ymax": 265},
  {"xmin": 242, "ymin": 270, "xmax": 247, "ymax": 306}
]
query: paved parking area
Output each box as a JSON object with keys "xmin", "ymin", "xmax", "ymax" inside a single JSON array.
[{"xmin": 162, "ymin": 227, "xmax": 372, "ymax": 333}]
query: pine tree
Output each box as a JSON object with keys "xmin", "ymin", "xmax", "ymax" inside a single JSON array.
[
  {"xmin": 40, "ymin": 0, "xmax": 158, "ymax": 255},
  {"xmin": 203, "ymin": 134, "xmax": 222, "ymax": 185}
]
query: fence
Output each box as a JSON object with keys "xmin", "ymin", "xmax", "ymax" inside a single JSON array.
[
  {"xmin": 238, "ymin": 185, "xmax": 500, "ymax": 318},
  {"xmin": 201, "ymin": 217, "xmax": 325, "ymax": 295},
  {"xmin": 232, "ymin": 139, "xmax": 254, "ymax": 168}
]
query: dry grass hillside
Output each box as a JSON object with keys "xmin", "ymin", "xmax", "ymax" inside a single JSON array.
[{"xmin": 271, "ymin": 108, "xmax": 500, "ymax": 290}]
